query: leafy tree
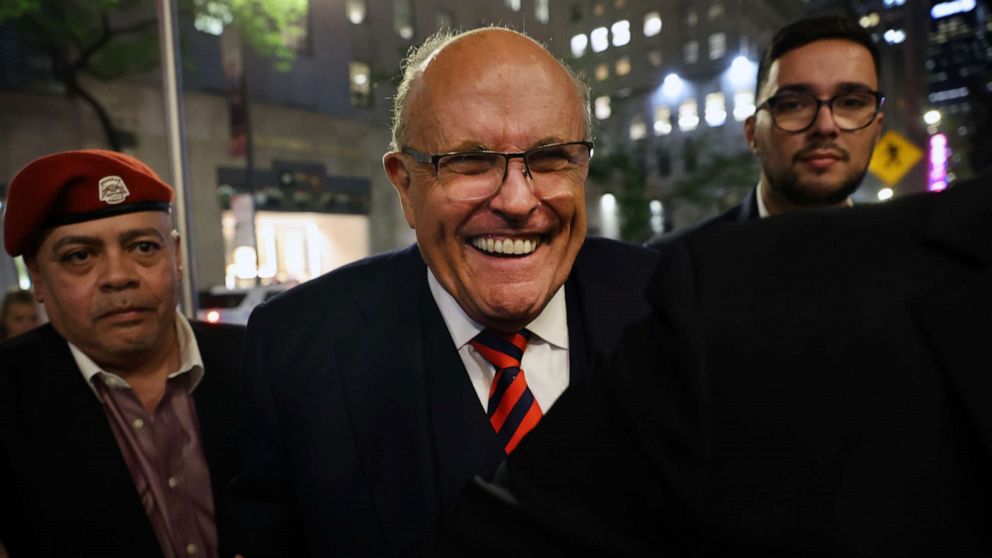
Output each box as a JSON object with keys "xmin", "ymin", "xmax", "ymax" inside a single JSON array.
[
  {"xmin": 588, "ymin": 148, "xmax": 652, "ymax": 243},
  {"xmin": 664, "ymin": 134, "xmax": 758, "ymax": 229},
  {"xmin": 0, "ymin": 0, "xmax": 307, "ymax": 150}
]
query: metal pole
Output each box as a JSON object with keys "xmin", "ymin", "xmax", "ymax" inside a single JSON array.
[{"xmin": 157, "ymin": 0, "xmax": 197, "ymax": 318}]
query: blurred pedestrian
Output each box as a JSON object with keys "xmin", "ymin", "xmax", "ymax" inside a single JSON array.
[
  {"xmin": 0, "ymin": 150, "xmax": 244, "ymax": 558},
  {"xmin": 0, "ymin": 289, "xmax": 39, "ymax": 341},
  {"xmin": 236, "ymin": 26, "xmax": 661, "ymax": 557},
  {"xmin": 650, "ymin": 15, "xmax": 885, "ymax": 242}
]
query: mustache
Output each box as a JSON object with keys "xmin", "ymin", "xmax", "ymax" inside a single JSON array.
[
  {"xmin": 794, "ymin": 143, "xmax": 850, "ymax": 162},
  {"xmin": 93, "ymin": 296, "xmax": 157, "ymax": 319}
]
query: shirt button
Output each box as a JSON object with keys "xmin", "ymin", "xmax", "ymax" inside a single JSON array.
[
  {"xmin": 168, "ymin": 476, "xmax": 179, "ymax": 488},
  {"xmin": 104, "ymin": 377, "xmax": 119, "ymax": 388},
  {"xmin": 132, "ymin": 418, "xmax": 144, "ymax": 429},
  {"xmin": 185, "ymin": 543, "xmax": 198, "ymax": 555}
]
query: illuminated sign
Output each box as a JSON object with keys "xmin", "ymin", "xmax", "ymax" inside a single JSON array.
[
  {"xmin": 928, "ymin": 133, "xmax": 949, "ymax": 192},
  {"xmin": 931, "ymin": 0, "xmax": 976, "ymax": 19}
]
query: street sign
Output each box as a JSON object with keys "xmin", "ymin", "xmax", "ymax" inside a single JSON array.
[{"xmin": 869, "ymin": 130, "xmax": 924, "ymax": 186}]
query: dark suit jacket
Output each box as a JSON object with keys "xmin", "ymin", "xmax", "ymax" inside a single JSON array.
[
  {"xmin": 646, "ymin": 188, "xmax": 759, "ymax": 248},
  {"xmin": 430, "ymin": 175, "xmax": 992, "ymax": 556},
  {"xmin": 236, "ymin": 237, "xmax": 661, "ymax": 557},
  {"xmin": 0, "ymin": 321, "xmax": 245, "ymax": 558}
]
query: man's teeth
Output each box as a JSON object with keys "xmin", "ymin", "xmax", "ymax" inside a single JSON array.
[{"xmin": 471, "ymin": 237, "xmax": 541, "ymax": 255}]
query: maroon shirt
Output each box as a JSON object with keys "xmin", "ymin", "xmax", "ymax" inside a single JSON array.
[{"xmin": 72, "ymin": 316, "xmax": 217, "ymax": 558}]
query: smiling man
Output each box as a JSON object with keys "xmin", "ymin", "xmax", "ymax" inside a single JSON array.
[
  {"xmin": 0, "ymin": 150, "xmax": 244, "ymax": 558},
  {"xmin": 649, "ymin": 16, "xmax": 884, "ymax": 241},
  {"xmin": 236, "ymin": 27, "xmax": 661, "ymax": 557}
]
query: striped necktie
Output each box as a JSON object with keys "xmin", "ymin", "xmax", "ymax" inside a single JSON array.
[{"xmin": 470, "ymin": 328, "xmax": 542, "ymax": 454}]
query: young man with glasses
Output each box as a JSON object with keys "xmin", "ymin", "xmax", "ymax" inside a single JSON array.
[
  {"xmin": 650, "ymin": 15, "xmax": 884, "ymax": 243},
  {"xmin": 235, "ymin": 27, "xmax": 661, "ymax": 557}
]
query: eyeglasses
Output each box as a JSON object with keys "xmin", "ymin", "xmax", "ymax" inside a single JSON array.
[
  {"xmin": 756, "ymin": 90, "xmax": 885, "ymax": 133},
  {"xmin": 400, "ymin": 141, "xmax": 594, "ymax": 201}
]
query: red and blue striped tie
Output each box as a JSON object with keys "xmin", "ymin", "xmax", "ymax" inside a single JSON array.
[{"xmin": 470, "ymin": 328, "xmax": 542, "ymax": 454}]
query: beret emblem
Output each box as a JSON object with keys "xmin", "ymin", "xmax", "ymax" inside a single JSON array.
[{"xmin": 98, "ymin": 175, "xmax": 130, "ymax": 205}]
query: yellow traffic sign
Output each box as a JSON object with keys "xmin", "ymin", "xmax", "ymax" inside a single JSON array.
[{"xmin": 869, "ymin": 130, "xmax": 923, "ymax": 186}]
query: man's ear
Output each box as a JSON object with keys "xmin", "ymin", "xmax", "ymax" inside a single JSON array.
[
  {"xmin": 744, "ymin": 115, "xmax": 758, "ymax": 152},
  {"xmin": 25, "ymin": 257, "xmax": 45, "ymax": 304},
  {"xmin": 383, "ymin": 152, "xmax": 417, "ymax": 228},
  {"xmin": 171, "ymin": 230, "xmax": 183, "ymax": 279}
]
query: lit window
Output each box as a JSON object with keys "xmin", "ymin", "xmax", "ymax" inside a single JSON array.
[
  {"xmin": 615, "ymin": 56, "xmax": 631, "ymax": 76},
  {"xmin": 733, "ymin": 91, "xmax": 755, "ymax": 121},
  {"xmin": 647, "ymin": 49, "xmax": 663, "ymax": 67},
  {"xmin": 612, "ymin": 20, "xmax": 631, "ymax": 47},
  {"xmin": 595, "ymin": 96, "xmax": 611, "ymax": 120},
  {"xmin": 613, "ymin": 0, "xmax": 627, "ymax": 8},
  {"xmin": 859, "ymin": 12, "xmax": 880, "ymax": 28},
  {"xmin": 350, "ymin": 61, "xmax": 372, "ymax": 107},
  {"xmin": 704, "ymin": 92, "xmax": 727, "ymax": 127},
  {"xmin": 644, "ymin": 11, "xmax": 663, "ymax": 37},
  {"xmin": 654, "ymin": 106, "xmax": 672, "ymax": 135},
  {"xmin": 883, "ymin": 28, "xmax": 906, "ymax": 44},
  {"xmin": 393, "ymin": 0, "xmax": 414, "ymax": 39},
  {"xmin": 535, "ymin": 0, "xmax": 550, "ymax": 23},
  {"xmin": 591, "ymin": 27, "xmax": 609, "ymax": 52},
  {"xmin": 678, "ymin": 99, "xmax": 699, "ymax": 131},
  {"xmin": 593, "ymin": 2, "xmax": 606, "ymax": 16},
  {"xmin": 684, "ymin": 40, "xmax": 699, "ymax": 64},
  {"xmin": 708, "ymin": 2, "xmax": 724, "ymax": 19},
  {"xmin": 686, "ymin": 8, "xmax": 698, "ymax": 26},
  {"xmin": 505, "ymin": 0, "xmax": 521, "ymax": 11},
  {"xmin": 630, "ymin": 117, "xmax": 647, "ymax": 140},
  {"xmin": 709, "ymin": 33, "xmax": 726, "ymax": 60},
  {"xmin": 571, "ymin": 33, "xmax": 589, "ymax": 57},
  {"xmin": 595, "ymin": 63, "xmax": 610, "ymax": 81},
  {"xmin": 346, "ymin": 0, "xmax": 366, "ymax": 24},
  {"xmin": 883, "ymin": 0, "xmax": 906, "ymax": 7}
]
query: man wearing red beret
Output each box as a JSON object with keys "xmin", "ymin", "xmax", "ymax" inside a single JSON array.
[{"xmin": 0, "ymin": 150, "xmax": 244, "ymax": 558}]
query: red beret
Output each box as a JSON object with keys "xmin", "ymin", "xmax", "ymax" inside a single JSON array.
[{"xmin": 3, "ymin": 149, "xmax": 174, "ymax": 256}]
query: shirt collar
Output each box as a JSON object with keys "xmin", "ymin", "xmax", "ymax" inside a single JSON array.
[
  {"xmin": 72, "ymin": 311, "xmax": 205, "ymax": 398},
  {"xmin": 756, "ymin": 181, "xmax": 853, "ymax": 218},
  {"xmin": 427, "ymin": 268, "xmax": 569, "ymax": 350}
]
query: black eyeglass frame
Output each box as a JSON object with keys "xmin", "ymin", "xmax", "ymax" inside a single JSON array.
[
  {"xmin": 399, "ymin": 140, "xmax": 595, "ymax": 178},
  {"xmin": 755, "ymin": 90, "xmax": 886, "ymax": 133}
]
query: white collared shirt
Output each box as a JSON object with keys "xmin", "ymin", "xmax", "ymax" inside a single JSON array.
[
  {"xmin": 427, "ymin": 270, "xmax": 570, "ymax": 413},
  {"xmin": 71, "ymin": 310, "xmax": 205, "ymax": 399},
  {"xmin": 755, "ymin": 181, "xmax": 854, "ymax": 218}
]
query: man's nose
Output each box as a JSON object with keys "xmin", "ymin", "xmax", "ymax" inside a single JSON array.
[
  {"xmin": 99, "ymin": 251, "xmax": 140, "ymax": 291},
  {"xmin": 488, "ymin": 158, "xmax": 540, "ymax": 219},
  {"xmin": 808, "ymin": 102, "xmax": 841, "ymax": 137}
]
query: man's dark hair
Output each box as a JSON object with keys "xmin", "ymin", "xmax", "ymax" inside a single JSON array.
[{"xmin": 755, "ymin": 15, "xmax": 881, "ymax": 100}]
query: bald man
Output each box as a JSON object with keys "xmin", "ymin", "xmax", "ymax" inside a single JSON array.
[{"xmin": 235, "ymin": 27, "xmax": 661, "ymax": 556}]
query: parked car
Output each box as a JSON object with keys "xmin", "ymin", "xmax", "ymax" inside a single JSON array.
[{"xmin": 196, "ymin": 285, "xmax": 289, "ymax": 325}]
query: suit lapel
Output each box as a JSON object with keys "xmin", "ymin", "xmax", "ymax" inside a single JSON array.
[
  {"xmin": 915, "ymin": 178, "xmax": 992, "ymax": 462},
  {"xmin": 335, "ymin": 252, "xmax": 498, "ymax": 554},
  {"xmin": 33, "ymin": 327, "xmax": 159, "ymax": 548}
]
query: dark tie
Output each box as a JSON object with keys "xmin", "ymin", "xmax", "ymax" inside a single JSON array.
[{"xmin": 469, "ymin": 328, "xmax": 543, "ymax": 454}]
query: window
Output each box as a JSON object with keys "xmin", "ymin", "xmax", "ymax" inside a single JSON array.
[
  {"xmin": 346, "ymin": 0, "xmax": 366, "ymax": 24},
  {"xmin": 571, "ymin": 33, "xmax": 589, "ymax": 57},
  {"xmin": 613, "ymin": 0, "xmax": 627, "ymax": 7},
  {"xmin": 436, "ymin": 10, "xmax": 454, "ymax": 30},
  {"xmin": 194, "ymin": 0, "xmax": 232, "ymax": 35},
  {"xmin": 678, "ymin": 99, "xmax": 699, "ymax": 131},
  {"xmin": 595, "ymin": 96, "xmax": 612, "ymax": 120},
  {"xmin": 350, "ymin": 61, "xmax": 372, "ymax": 107},
  {"xmin": 393, "ymin": 0, "xmax": 414, "ymax": 40},
  {"xmin": 591, "ymin": 27, "xmax": 609, "ymax": 52},
  {"xmin": 595, "ymin": 63, "xmax": 610, "ymax": 81},
  {"xmin": 708, "ymin": 2, "xmax": 724, "ymax": 19},
  {"xmin": 535, "ymin": 0, "xmax": 550, "ymax": 23},
  {"xmin": 647, "ymin": 49, "xmax": 663, "ymax": 67},
  {"xmin": 615, "ymin": 56, "xmax": 631, "ymax": 76},
  {"xmin": 704, "ymin": 92, "xmax": 727, "ymax": 127},
  {"xmin": 505, "ymin": 0, "xmax": 521, "ymax": 10},
  {"xmin": 684, "ymin": 41, "xmax": 699, "ymax": 64},
  {"xmin": 644, "ymin": 11, "xmax": 662, "ymax": 37},
  {"xmin": 630, "ymin": 117, "xmax": 647, "ymax": 140},
  {"xmin": 733, "ymin": 91, "xmax": 755, "ymax": 121},
  {"xmin": 709, "ymin": 33, "xmax": 726, "ymax": 60},
  {"xmin": 612, "ymin": 20, "xmax": 631, "ymax": 47},
  {"xmin": 686, "ymin": 8, "xmax": 698, "ymax": 26},
  {"xmin": 654, "ymin": 106, "xmax": 672, "ymax": 135},
  {"xmin": 593, "ymin": 2, "xmax": 606, "ymax": 16}
]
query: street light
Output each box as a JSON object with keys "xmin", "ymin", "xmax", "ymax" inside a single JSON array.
[{"xmin": 923, "ymin": 109, "xmax": 942, "ymax": 126}]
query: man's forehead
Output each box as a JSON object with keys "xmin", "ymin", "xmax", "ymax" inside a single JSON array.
[{"xmin": 764, "ymin": 39, "xmax": 877, "ymax": 94}]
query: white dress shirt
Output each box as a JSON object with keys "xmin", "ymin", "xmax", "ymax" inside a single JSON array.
[{"xmin": 427, "ymin": 270, "xmax": 570, "ymax": 413}]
